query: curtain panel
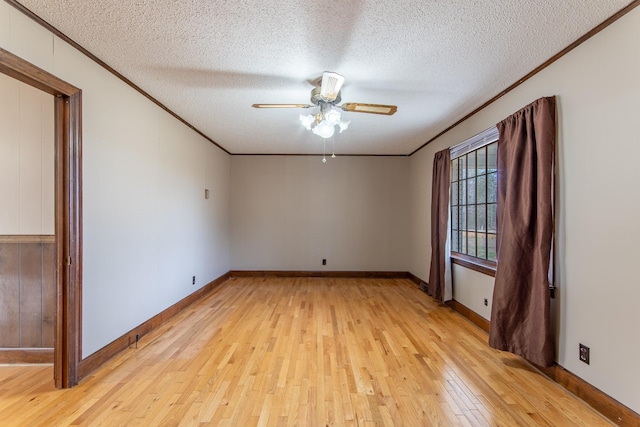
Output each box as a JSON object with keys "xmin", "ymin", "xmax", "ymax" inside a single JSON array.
[
  {"xmin": 489, "ymin": 96, "xmax": 556, "ymax": 367},
  {"xmin": 428, "ymin": 148, "xmax": 452, "ymax": 302}
]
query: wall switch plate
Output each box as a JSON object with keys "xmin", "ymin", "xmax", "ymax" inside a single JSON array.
[{"xmin": 579, "ymin": 343, "xmax": 590, "ymax": 364}]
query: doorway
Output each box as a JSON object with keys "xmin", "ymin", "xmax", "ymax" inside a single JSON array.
[
  {"xmin": 0, "ymin": 73, "xmax": 55, "ymax": 362},
  {"xmin": 0, "ymin": 47, "xmax": 82, "ymax": 388}
]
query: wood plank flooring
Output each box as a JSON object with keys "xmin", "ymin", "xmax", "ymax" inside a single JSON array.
[{"xmin": 0, "ymin": 277, "xmax": 613, "ymax": 426}]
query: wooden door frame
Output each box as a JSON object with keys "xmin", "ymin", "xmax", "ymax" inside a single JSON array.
[{"xmin": 0, "ymin": 48, "xmax": 82, "ymax": 388}]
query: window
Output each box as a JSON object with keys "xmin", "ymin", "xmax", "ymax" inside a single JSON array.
[{"xmin": 450, "ymin": 129, "xmax": 498, "ymax": 263}]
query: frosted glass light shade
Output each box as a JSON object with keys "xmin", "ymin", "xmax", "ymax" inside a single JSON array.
[
  {"xmin": 313, "ymin": 120, "xmax": 336, "ymax": 138},
  {"xmin": 325, "ymin": 107, "xmax": 341, "ymax": 125},
  {"xmin": 299, "ymin": 114, "xmax": 315, "ymax": 130}
]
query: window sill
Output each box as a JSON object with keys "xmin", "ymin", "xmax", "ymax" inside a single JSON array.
[{"xmin": 451, "ymin": 252, "xmax": 496, "ymax": 277}]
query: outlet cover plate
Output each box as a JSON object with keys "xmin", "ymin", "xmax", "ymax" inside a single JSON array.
[{"xmin": 579, "ymin": 343, "xmax": 590, "ymax": 364}]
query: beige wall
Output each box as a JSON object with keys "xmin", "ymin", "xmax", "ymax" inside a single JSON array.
[
  {"xmin": 0, "ymin": 2, "xmax": 231, "ymax": 358},
  {"xmin": 451, "ymin": 264, "xmax": 493, "ymax": 319},
  {"xmin": 230, "ymin": 155, "xmax": 410, "ymax": 272},
  {"xmin": 0, "ymin": 74, "xmax": 54, "ymax": 235},
  {"xmin": 4, "ymin": 0, "xmax": 639, "ymax": 415},
  {"xmin": 409, "ymin": 7, "xmax": 640, "ymax": 413}
]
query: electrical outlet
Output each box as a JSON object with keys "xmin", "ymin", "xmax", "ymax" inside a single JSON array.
[
  {"xmin": 322, "ymin": 259, "xmax": 326, "ymax": 266},
  {"xmin": 579, "ymin": 343, "xmax": 590, "ymax": 364},
  {"xmin": 192, "ymin": 276, "xmax": 196, "ymax": 285},
  {"xmin": 484, "ymin": 298, "xmax": 488, "ymax": 306}
]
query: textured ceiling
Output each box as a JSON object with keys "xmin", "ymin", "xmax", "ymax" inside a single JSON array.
[{"xmin": 14, "ymin": 0, "xmax": 634, "ymax": 155}]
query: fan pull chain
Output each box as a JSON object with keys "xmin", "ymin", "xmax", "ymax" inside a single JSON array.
[{"xmin": 322, "ymin": 139, "xmax": 327, "ymax": 163}]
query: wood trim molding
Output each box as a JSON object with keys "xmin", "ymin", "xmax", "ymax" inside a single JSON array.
[
  {"xmin": 0, "ymin": 348, "xmax": 54, "ymax": 364},
  {"xmin": 61, "ymin": 89, "xmax": 84, "ymax": 388},
  {"xmin": 448, "ymin": 298, "xmax": 640, "ymax": 425},
  {"xmin": 3, "ymin": 1, "xmax": 230, "ymax": 156},
  {"xmin": 229, "ymin": 270, "xmax": 411, "ymax": 279},
  {"xmin": 232, "ymin": 153, "xmax": 409, "ymax": 157},
  {"xmin": 0, "ymin": 47, "xmax": 83, "ymax": 389},
  {"xmin": 0, "ymin": 48, "xmax": 79, "ymax": 96},
  {"xmin": 407, "ymin": 272, "xmax": 423, "ymax": 286},
  {"xmin": 409, "ymin": 0, "xmax": 640, "ymax": 156},
  {"xmin": 8, "ymin": 1, "xmax": 640, "ymax": 160},
  {"xmin": 5, "ymin": 2, "xmax": 639, "ymax": 159},
  {"xmin": 0, "ymin": 235, "xmax": 55, "ymax": 243},
  {"xmin": 535, "ymin": 364, "xmax": 640, "ymax": 426},
  {"xmin": 446, "ymin": 299, "xmax": 490, "ymax": 333},
  {"xmin": 450, "ymin": 253, "xmax": 496, "ymax": 277},
  {"xmin": 77, "ymin": 272, "xmax": 230, "ymax": 381}
]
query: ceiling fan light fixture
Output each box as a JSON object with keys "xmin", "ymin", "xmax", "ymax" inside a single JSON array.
[{"xmin": 254, "ymin": 72, "xmax": 397, "ymax": 160}]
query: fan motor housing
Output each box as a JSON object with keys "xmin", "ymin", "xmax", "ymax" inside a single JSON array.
[{"xmin": 310, "ymin": 87, "xmax": 341, "ymax": 106}]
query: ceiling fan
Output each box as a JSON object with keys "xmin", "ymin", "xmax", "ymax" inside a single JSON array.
[{"xmin": 252, "ymin": 72, "xmax": 397, "ymax": 139}]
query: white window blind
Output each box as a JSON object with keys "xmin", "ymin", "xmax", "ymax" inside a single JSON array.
[{"xmin": 450, "ymin": 127, "xmax": 499, "ymax": 159}]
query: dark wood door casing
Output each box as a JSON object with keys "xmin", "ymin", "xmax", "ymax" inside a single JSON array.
[{"xmin": 0, "ymin": 47, "xmax": 82, "ymax": 388}]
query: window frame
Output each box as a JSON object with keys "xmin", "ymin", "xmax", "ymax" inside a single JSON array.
[{"xmin": 449, "ymin": 127, "xmax": 498, "ymax": 276}]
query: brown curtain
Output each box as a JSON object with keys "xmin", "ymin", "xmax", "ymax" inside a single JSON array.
[
  {"xmin": 428, "ymin": 148, "xmax": 451, "ymax": 302},
  {"xmin": 489, "ymin": 96, "xmax": 556, "ymax": 367}
]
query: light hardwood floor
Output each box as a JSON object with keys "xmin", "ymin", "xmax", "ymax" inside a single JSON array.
[{"xmin": 0, "ymin": 277, "xmax": 612, "ymax": 426}]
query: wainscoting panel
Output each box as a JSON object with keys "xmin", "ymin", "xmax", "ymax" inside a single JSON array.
[{"xmin": 0, "ymin": 236, "xmax": 55, "ymax": 349}]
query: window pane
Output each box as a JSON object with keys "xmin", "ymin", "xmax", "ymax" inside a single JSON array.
[
  {"xmin": 477, "ymin": 147, "xmax": 486, "ymax": 175},
  {"xmin": 451, "ymin": 158, "xmax": 459, "ymax": 182},
  {"xmin": 460, "ymin": 206, "xmax": 467, "ymax": 230},
  {"xmin": 461, "ymin": 231, "xmax": 467, "ymax": 253},
  {"xmin": 488, "ymin": 203, "xmax": 497, "ymax": 232},
  {"xmin": 460, "ymin": 179, "xmax": 467, "ymax": 206},
  {"xmin": 451, "ymin": 206, "xmax": 459, "ymax": 231},
  {"xmin": 487, "ymin": 172, "xmax": 497, "ymax": 203},
  {"xmin": 477, "ymin": 204, "xmax": 486, "ymax": 232},
  {"xmin": 467, "ymin": 178, "xmax": 476, "ymax": 204},
  {"xmin": 449, "ymin": 140, "xmax": 499, "ymax": 264},
  {"xmin": 451, "ymin": 181, "xmax": 458, "ymax": 206},
  {"xmin": 460, "ymin": 155, "xmax": 467, "ymax": 180},
  {"xmin": 467, "ymin": 151, "xmax": 476, "ymax": 178},
  {"xmin": 477, "ymin": 232, "xmax": 487, "ymax": 259},
  {"xmin": 487, "ymin": 142, "xmax": 497, "ymax": 173},
  {"xmin": 467, "ymin": 232, "xmax": 476, "ymax": 257},
  {"xmin": 488, "ymin": 233, "xmax": 497, "ymax": 261},
  {"xmin": 476, "ymin": 174, "xmax": 486, "ymax": 204},
  {"xmin": 467, "ymin": 205, "xmax": 476, "ymax": 231}
]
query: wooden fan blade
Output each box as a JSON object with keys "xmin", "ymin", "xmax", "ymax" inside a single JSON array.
[
  {"xmin": 341, "ymin": 103, "xmax": 397, "ymax": 115},
  {"xmin": 252, "ymin": 104, "xmax": 313, "ymax": 109}
]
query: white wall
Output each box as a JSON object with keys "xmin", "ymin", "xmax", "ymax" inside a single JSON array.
[
  {"xmin": 0, "ymin": 73, "xmax": 54, "ymax": 235},
  {"xmin": 409, "ymin": 8, "xmax": 640, "ymax": 413},
  {"xmin": 231, "ymin": 155, "xmax": 410, "ymax": 272},
  {"xmin": 451, "ymin": 265, "xmax": 493, "ymax": 320},
  {"xmin": 0, "ymin": 3, "xmax": 231, "ymax": 358}
]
